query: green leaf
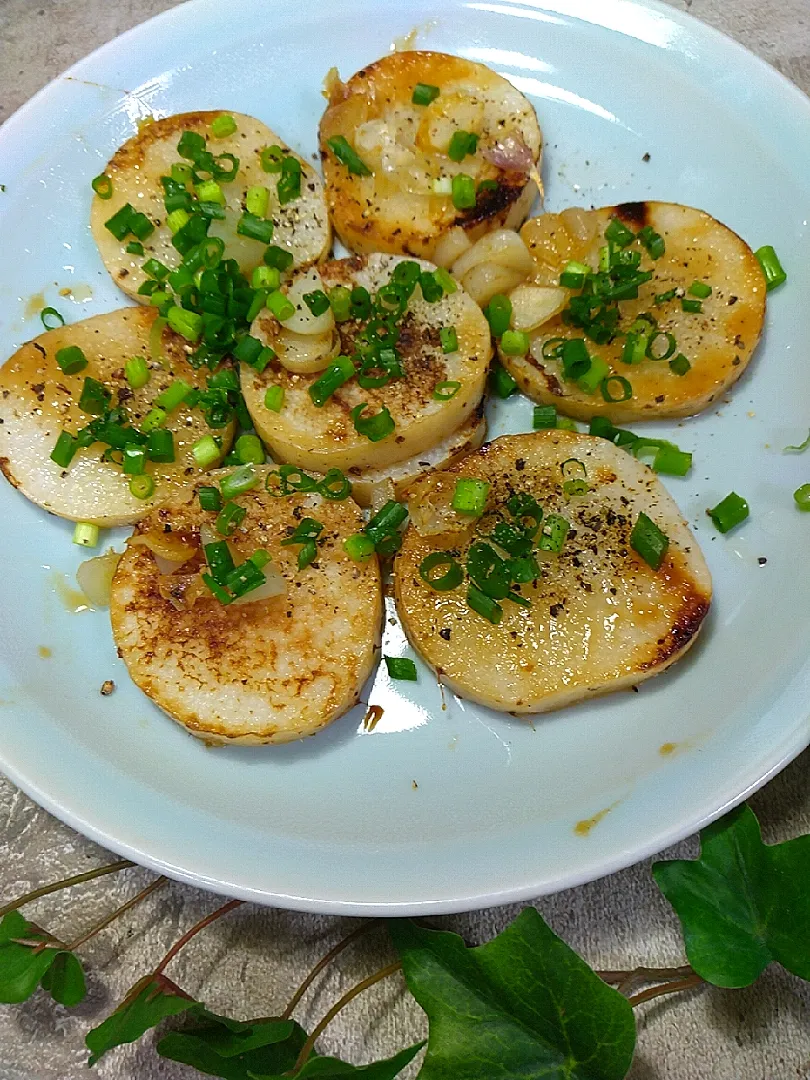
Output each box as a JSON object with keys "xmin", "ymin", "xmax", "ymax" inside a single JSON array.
[
  {"xmin": 653, "ymin": 803, "xmax": 810, "ymax": 988},
  {"xmin": 85, "ymin": 973, "xmax": 196, "ymax": 1066},
  {"xmin": 40, "ymin": 951, "xmax": 86, "ymax": 1007},
  {"xmin": 157, "ymin": 1012, "xmax": 306, "ymax": 1080},
  {"xmin": 389, "ymin": 910, "xmax": 635, "ymax": 1080},
  {"xmin": 248, "ymin": 1043, "xmax": 424, "ymax": 1080},
  {"xmin": 0, "ymin": 911, "xmax": 85, "ymax": 1007}
]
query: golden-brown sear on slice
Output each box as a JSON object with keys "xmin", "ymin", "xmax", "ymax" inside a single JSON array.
[
  {"xmin": 110, "ymin": 469, "xmax": 382, "ymax": 745},
  {"xmin": 0, "ymin": 307, "xmax": 234, "ymax": 526},
  {"xmin": 502, "ymin": 202, "xmax": 766, "ymax": 421},
  {"xmin": 91, "ymin": 111, "xmax": 330, "ymax": 302},
  {"xmin": 319, "ymin": 51, "xmax": 542, "ymax": 259},
  {"xmin": 240, "ymin": 254, "xmax": 492, "ymax": 474},
  {"xmin": 395, "ymin": 430, "xmax": 711, "ymax": 714}
]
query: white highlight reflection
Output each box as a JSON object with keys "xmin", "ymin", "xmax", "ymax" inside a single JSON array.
[
  {"xmin": 506, "ymin": 74, "xmax": 624, "ymax": 127},
  {"xmin": 464, "ymin": 46, "xmax": 553, "ymax": 74},
  {"xmin": 467, "ymin": 0, "xmax": 680, "ymax": 49}
]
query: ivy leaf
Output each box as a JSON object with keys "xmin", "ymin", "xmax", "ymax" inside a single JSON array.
[
  {"xmin": 85, "ymin": 973, "xmax": 197, "ymax": 1066},
  {"xmin": 653, "ymin": 803, "xmax": 810, "ymax": 988},
  {"xmin": 389, "ymin": 910, "xmax": 635, "ymax": 1080},
  {"xmin": 157, "ymin": 1012, "xmax": 306, "ymax": 1080},
  {"xmin": 248, "ymin": 1042, "xmax": 424, "ymax": 1080},
  {"xmin": 40, "ymin": 950, "xmax": 86, "ymax": 1007},
  {"xmin": 0, "ymin": 910, "xmax": 85, "ymax": 1007}
]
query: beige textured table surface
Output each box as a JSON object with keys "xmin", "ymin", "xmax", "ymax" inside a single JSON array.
[{"xmin": 2, "ymin": 2, "xmax": 810, "ymax": 1077}]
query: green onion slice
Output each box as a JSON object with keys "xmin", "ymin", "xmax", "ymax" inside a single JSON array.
[
  {"xmin": 708, "ymin": 491, "xmax": 749, "ymax": 534},
  {"xmin": 351, "ymin": 403, "xmax": 395, "ymax": 442},
  {"xmin": 601, "ymin": 375, "xmax": 633, "ymax": 402},
  {"xmin": 793, "ymin": 484, "xmax": 810, "ymax": 511},
  {"xmin": 412, "ymin": 83, "xmax": 440, "ymax": 106},
  {"xmin": 466, "ymin": 584, "xmax": 503, "ymax": 625},
  {"xmin": 631, "ymin": 511, "xmax": 669, "ymax": 569},
  {"xmin": 433, "ymin": 379, "xmax": 461, "ymax": 401},
  {"xmin": 419, "ymin": 551, "xmax": 464, "ymax": 592},
  {"xmin": 91, "ymin": 173, "xmax": 113, "ymax": 199},
  {"xmin": 451, "ymin": 477, "xmax": 490, "ymax": 517},
  {"xmin": 327, "ymin": 135, "xmax": 372, "ymax": 176},
  {"xmin": 40, "ymin": 307, "xmax": 65, "ymax": 330},
  {"xmin": 72, "ymin": 522, "xmax": 99, "ymax": 548},
  {"xmin": 754, "ymin": 245, "xmax": 787, "ymax": 291}
]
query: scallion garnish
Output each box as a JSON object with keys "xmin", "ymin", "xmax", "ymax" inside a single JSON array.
[
  {"xmin": 235, "ymin": 434, "xmax": 265, "ymax": 466},
  {"xmin": 276, "ymin": 156, "xmax": 302, "ymax": 205},
  {"xmin": 604, "ymin": 218, "xmax": 635, "ymax": 248},
  {"xmin": 129, "ymin": 475, "xmax": 155, "ymax": 500},
  {"xmin": 79, "ymin": 376, "xmax": 111, "ymax": 416},
  {"xmin": 384, "ymin": 656, "xmax": 418, "ymax": 681},
  {"xmin": 500, "ymin": 330, "xmax": 530, "ymax": 356},
  {"xmin": 155, "ymin": 378, "xmax": 192, "ymax": 412},
  {"xmin": 708, "ymin": 492, "xmax": 749, "ymax": 534},
  {"xmin": 328, "ymin": 285, "xmax": 352, "ymax": 322},
  {"xmin": 538, "ymin": 513, "xmax": 570, "ymax": 553},
  {"xmin": 342, "ymin": 534, "xmax": 374, "ymax": 562},
  {"xmin": 221, "ymin": 464, "xmax": 259, "ymax": 499},
  {"xmin": 191, "ymin": 434, "xmax": 220, "ymax": 469},
  {"xmin": 146, "ymin": 429, "xmax": 175, "ymax": 463},
  {"xmin": 260, "ymin": 145, "xmax": 285, "ymax": 173},
  {"xmin": 448, "ymin": 130, "xmax": 479, "ymax": 162},
  {"xmin": 419, "ymin": 270, "xmax": 443, "ymax": 303},
  {"xmin": 55, "ymin": 346, "xmax": 87, "ymax": 375},
  {"xmin": 794, "ymin": 485, "xmax": 810, "ymax": 511},
  {"xmin": 198, "ymin": 486, "xmax": 223, "ymax": 512},
  {"xmin": 141, "ymin": 407, "xmax": 166, "ymax": 433},
  {"xmin": 576, "ymin": 355, "xmax": 610, "ymax": 395},
  {"xmin": 645, "ymin": 331, "xmax": 677, "ymax": 361},
  {"xmin": 264, "ymin": 385, "xmax": 285, "ymax": 412},
  {"xmin": 681, "ymin": 298, "xmax": 703, "ymax": 314},
  {"xmin": 216, "ymin": 500, "xmax": 247, "ymax": 536},
  {"xmin": 412, "ymin": 83, "xmax": 440, "ymax": 106},
  {"xmin": 631, "ymin": 512, "xmax": 669, "ymax": 569},
  {"xmin": 210, "ymin": 114, "xmax": 237, "ymax": 139},
  {"xmin": 309, "ymin": 355, "xmax": 355, "ymax": 407},
  {"xmin": 451, "ymin": 477, "xmax": 490, "ymax": 517},
  {"xmin": 688, "ymin": 280, "xmax": 712, "ymax": 299},
  {"xmin": 451, "ymin": 173, "xmax": 476, "ymax": 210},
  {"xmin": 755, "ymin": 245, "xmax": 787, "ymax": 291},
  {"xmin": 51, "ymin": 430, "xmax": 79, "ymax": 468},
  {"xmin": 466, "ymin": 584, "xmax": 503, "ymax": 625},
  {"xmin": 303, "ymin": 289, "xmax": 330, "ymax": 317},
  {"xmin": 439, "ymin": 327, "xmax": 459, "ymax": 354},
  {"xmin": 167, "ymin": 306, "xmax": 203, "ymax": 341},
  {"xmin": 237, "ymin": 212, "xmax": 274, "ymax": 244},
  {"xmin": 638, "ymin": 225, "xmax": 665, "ymax": 259},
  {"xmin": 122, "ymin": 444, "xmax": 147, "ymax": 476},
  {"xmin": 418, "ymin": 551, "xmax": 463, "ymax": 591},
  {"xmin": 91, "ymin": 173, "xmax": 113, "ymax": 199},
  {"xmin": 266, "ymin": 289, "xmax": 296, "ymax": 321},
  {"xmin": 433, "ymin": 379, "xmax": 461, "ymax": 401},
  {"xmin": 533, "ymin": 404, "xmax": 558, "ymax": 429},
  {"xmin": 601, "ymin": 375, "xmax": 633, "ymax": 402},
  {"xmin": 351, "ymin": 402, "xmax": 395, "ymax": 442},
  {"xmin": 72, "ymin": 522, "xmax": 99, "ymax": 548},
  {"xmin": 326, "ymin": 135, "xmax": 372, "ymax": 176},
  {"xmin": 669, "ymin": 353, "xmax": 691, "ymax": 376},
  {"xmin": 560, "ymin": 260, "xmax": 592, "ymax": 289},
  {"xmin": 40, "ymin": 307, "xmax": 65, "ymax": 330}
]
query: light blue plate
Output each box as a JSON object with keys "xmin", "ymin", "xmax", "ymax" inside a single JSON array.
[{"xmin": 1, "ymin": 0, "xmax": 809, "ymax": 914}]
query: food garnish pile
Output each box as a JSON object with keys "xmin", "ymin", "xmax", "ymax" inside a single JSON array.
[{"xmin": 0, "ymin": 51, "xmax": 786, "ymax": 744}]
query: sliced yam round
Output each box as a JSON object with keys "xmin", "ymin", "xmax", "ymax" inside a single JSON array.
[
  {"xmin": 394, "ymin": 430, "xmax": 712, "ymax": 714},
  {"xmin": 240, "ymin": 253, "xmax": 492, "ymax": 473},
  {"xmin": 91, "ymin": 111, "xmax": 330, "ymax": 303},
  {"xmin": 347, "ymin": 406, "xmax": 486, "ymax": 507},
  {"xmin": 0, "ymin": 307, "xmax": 234, "ymax": 526},
  {"xmin": 110, "ymin": 468, "xmax": 382, "ymax": 745},
  {"xmin": 319, "ymin": 51, "xmax": 542, "ymax": 260},
  {"xmin": 501, "ymin": 202, "xmax": 766, "ymax": 422}
]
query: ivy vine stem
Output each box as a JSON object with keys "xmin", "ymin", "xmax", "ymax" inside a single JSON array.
[
  {"xmin": 628, "ymin": 971, "xmax": 704, "ymax": 1008},
  {"xmin": 281, "ymin": 918, "xmax": 382, "ymax": 1020},
  {"xmin": 153, "ymin": 899, "xmax": 243, "ymax": 976},
  {"xmin": 0, "ymin": 860, "xmax": 135, "ymax": 919},
  {"xmin": 65, "ymin": 876, "xmax": 168, "ymax": 952},
  {"xmin": 597, "ymin": 965, "xmax": 693, "ymax": 985},
  {"xmin": 292, "ymin": 960, "xmax": 403, "ymax": 1072}
]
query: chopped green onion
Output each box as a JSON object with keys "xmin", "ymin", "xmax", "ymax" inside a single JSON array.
[
  {"xmin": 225, "ymin": 558, "xmax": 267, "ymax": 597},
  {"xmin": 448, "ymin": 130, "xmax": 479, "ymax": 162},
  {"xmin": 149, "ymin": 290, "xmax": 172, "ymax": 308},
  {"xmin": 51, "ymin": 430, "xmax": 79, "ymax": 468},
  {"xmin": 167, "ymin": 208, "xmax": 191, "ymax": 234},
  {"xmin": 252, "ymin": 265, "xmax": 280, "ymax": 290},
  {"xmin": 244, "ymin": 184, "xmax": 270, "ymax": 217},
  {"xmin": 340, "ymin": 534, "xmax": 373, "ymax": 562},
  {"xmin": 266, "ymin": 289, "xmax": 296, "ymax": 321},
  {"xmin": 351, "ymin": 403, "xmax": 395, "ymax": 442},
  {"xmin": 91, "ymin": 173, "xmax": 113, "ymax": 199},
  {"xmin": 201, "ymin": 573, "xmax": 233, "ymax": 605},
  {"xmin": 142, "ymin": 258, "xmax": 169, "ymax": 281},
  {"xmin": 204, "ymin": 540, "xmax": 236, "ymax": 586},
  {"xmin": 754, "ymin": 245, "xmax": 787, "ymax": 291},
  {"xmin": 55, "ymin": 345, "xmax": 88, "ymax": 376},
  {"xmin": 260, "ymin": 145, "xmax": 285, "ymax": 173},
  {"xmin": 235, "ymin": 434, "xmax": 265, "ymax": 465},
  {"xmin": 484, "ymin": 294, "xmax": 512, "ymax": 338},
  {"xmin": 365, "ymin": 501, "xmax": 408, "ymax": 546},
  {"xmin": 72, "ymin": 522, "xmax": 99, "ymax": 548},
  {"xmin": 500, "ymin": 330, "xmax": 530, "ymax": 356},
  {"xmin": 237, "ymin": 212, "xmax": 274, "ymax": 244},
  {"xmin": 784, "ymin": 430, "xmax": 810, "ymax": 453},
  {"xmin": 129, "ymin": 475, "xmax": 155, "ymax": 500},
  {"xmin": 576, "ymin": 355, "xmax": 610, "ymax": 394},
  {"xmin": 327, "ymin": 135, "xmax": 372, "ymax": 176},
  {"xmin": 645, "ymin": 331, "xmax": 677, "ymax": 361},
  {"xmin": 538, "ymin": 513, "xmax": 570, "ymax": 553},
  {"xmin": 309, "ymin": 355, "xmax": 355, "ymax": 407},
  {"xmin": 40, "ymin": 306, "xmax": 65, "ymax": 330},
  {"xmin": 264, "ymin": 385, "xmax": 285, "ymax": 412},
  {"xmin": 210, "ymin": 114, "xmax": 237, "ymax": 139},
  {"xmin": 601, "ymin": 375, "xmax": 633, "ymax": 402},
  {"xmin": 654, "ymin": 288, "xmax": 678, "ymax": 305},
  {"xmin": 192, "ymin": 434, "xmax": 220, "ymax": 468},
  {"xmin": 605, "ymin": 218, "xmax": 635, "ymax": 248},
  {"xmin": 231, "ymin": 335, "xmax": 262, "ymax": 366},
  {"xmin": 434, "ymin": 266, "xmax": 457, "ymax": 295},
  {"xmin": 122, "ymin": 444, "xmax": 147, "ymax": 476},
  {"xmin": 489, "ymin": 361, "xmax": 518, "ymax": 398},
  {"xmin": 198, "ymin": 485, "xmax": 222, "ymax": 512},
  {"xmin": 556, "ymin": 416, "xmax": 579, "ymax": 431},
  {"xmin": 794, "ymin": 484, "xmax": 810, "ymax": 511},
  {"xmin": 631, "ymin": 511, "xmax": 669, "ymax": 569},
  {"xmin": 467, "ymin": 584, "xmax": 502, "ymax": 625},
  {"xmin": 147, "ymin": 428, "xmax": 175, "ymax": 463},
  {"xmin": 433, "ymin": 379, "xmax": 461, "ymax": 401},
  {"xmin": 167, "ymin": 306, "xmax": 203, "ymax": 341},
  {"xmin": 708, "ymin": 492, "xmax": 749, "ymax": 534},
  {"xmin": 304, "ymin": 289, "xmax": 330, "ymax": 317},
  {"xmin": 688, "ymin": 280, "xmax": 712, "ymax": 299},
  {"xmin": 533, "ymin": 404, "xmax": 557, "ymax": 429},
  {"xmin": 384, "ymin": 656, "xmax": 418, "ymax": 681},
  {"xmin": 638, "ymin": 225, "xmax": 665, "ymax": 259},
  {"xmin": 669, "ymin": 353, "xmax": 691, "ymax": 376},
  {"xmin": 560, "ymin": 260, "xmax": 592, "ymax": 289},
  {"xmin": 418, "ymin": 551, "xmax": 463, "ymax": 591},
  {"xmin": 263, "ymin": 245, "xmax": 295, "ymax": 272},
  {"xmin": 104, "ymin": 203, "xmax": 136, "ymax": 240},
  {"xmin": 561, "ymin": 339, "xmax": 591, "ymax": 380},
  {"xmin": 439, "ymin": 326, "xmax": 459, "ymax": 354},
  {"xmin": 141, "ymin": 406, "xmax": 166, "ymax": 433},
  {"xmin": 329, "ymin": 285, "xmax": 352, "ymax": 322},
  {"xmin": 432, "ymin": 177, "xmax": 453, "ymax": 195},
  {"xmin": 451, "ymin": 477, "xmax": 490, "ymax": 517},
  {"xmin": 221, "ymin": 464, "xmax": 258, "ymax": 499},
  {"xmin": 412, "ymin": 82, "xmax": 440, "ymax": 105},
  {"xmin": 155, "ymin": 378, "xmax": 192, "ymax": 411},
  {"xmin": 277, "ymin": 156, "xmax": 302, "ymax": 205},
  {"xmin": 177, "ymin": 130, "xmax": 207, "ymax": 159},
  {"xmin": 478, "ymin": 179, "xmax": 499, "ymax": 195},
  {"xmin": 316, "ymin": 469, "xmax": 351, "ymax": 501},
  {"xmin": 681, "ymin": 298, "xmax": 703, "ymax": 314},
  {"xmin": 451, "ymin": 173, "xmax": 476, "ymax": 210},
  {"xmin": 598, "ymin": 246, "xmax": 610, "ymax": 273},
  {"xmin": 650, "ymin": 443, "xmax": 691, "ymax": 476},
  {"xmin": 541, "ymin": 338, "xmax": 566, "ymax": 361},
  {"xmin": 216, "ymin": 500, "xmax": 247, "ymax": 536},
  {"xmin": 350, "ymin": 285, "xmax": 372, "ymax": 319},
  {"xmin": 196, "ymin": 179, "xmax": 226, "ymax": 205},
  {"xmin": 126, "ymin": 241, "xmax": 145, "ymax": 255},
  {"xmin": 419, "ymin": 271, "xmax": 443, "ymax": 303},
  {"xmin": 78, "ymin": 376, "xmax": 111, "ymax": 415}
]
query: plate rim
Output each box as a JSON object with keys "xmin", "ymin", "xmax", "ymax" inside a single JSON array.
[{"xmin": 1, "ymin": 0, "xmax": 810, "ymax": 914}]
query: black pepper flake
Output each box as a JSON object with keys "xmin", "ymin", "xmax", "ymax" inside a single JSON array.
[
  {"xmin": 758, "ymin": 556, "xmax": 767, "ymax": 566},
  {"xmin": 642, "ymin": 152, "xmax": 651, "ymax": 162},
  {"xmin": 439, "ymin": 628, "xmax": 452, "ymax": 641},
  {"xmin": 515, "ymin": 458, "xmax": 525, "ymax": 471}
]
